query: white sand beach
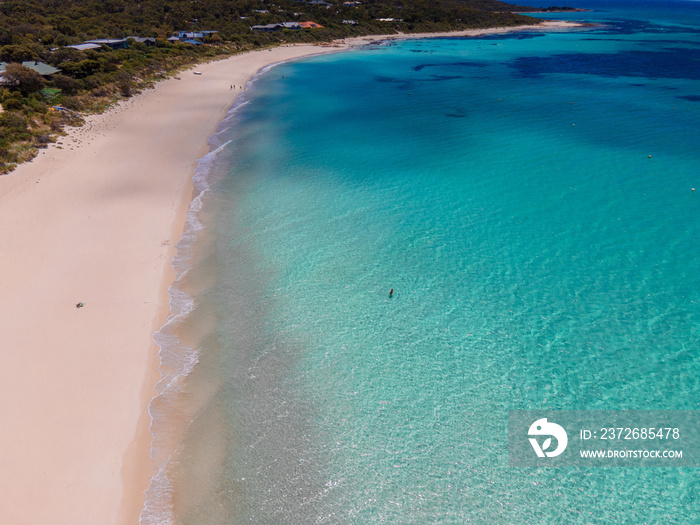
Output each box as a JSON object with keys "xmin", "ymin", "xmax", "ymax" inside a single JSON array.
[{"xmin": 0, "ymin": 20, "xmax": 582, "ymax": 525}]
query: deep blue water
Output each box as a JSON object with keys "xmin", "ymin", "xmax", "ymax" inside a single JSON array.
[{"xmin": 143, "ymin": 2, "xmax": 700, "ymax": 523}]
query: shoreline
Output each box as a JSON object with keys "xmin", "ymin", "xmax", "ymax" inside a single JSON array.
[{"xmin": 0, "ymin": 20, "xmax": 584, "ymax": 525}]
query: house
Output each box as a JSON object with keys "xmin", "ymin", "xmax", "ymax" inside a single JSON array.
[
  {"xmin": 178, "ymin": 31, "xmax": 204, "ymax": 40},
  {"xmin": 65, "ymin": 43, "xmax": 103, "ymax": 51},
  {"xmin": 299, "ymin": 21, "xmax": 324, "ymax": 28},
  {"xmin": 251, "ymin": 24, "xmax": 282, "ymax": 31},
  {"xmin": 84, "ymin": 39, "xmax": 129, "ymax": 49},
  {"xmin": 0, "ymin": 61, "xmax": 61, "ymax": 77},
  {"xmin": 170, "ymin": 31, "xmax": 218, "ymax": 43},
  {"xmin": 128, "ymin": 37, "xmax": 157, "ymax": 46},
  {"xmin": 342, "ymin": 19, "xmax": 358, "ymax": 24},
  {"xmin": 252, "ymin": 22, "xmax": 301, "ymax": 31}
]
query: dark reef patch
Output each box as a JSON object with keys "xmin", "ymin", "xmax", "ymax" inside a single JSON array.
[
  {"xmin": 594, "ymin": 18, "xmax": 700, "ymax": 36},
  {"xmin": 509, "ymin": 47, "xmax": 700, "ymax": 80},
  {"xmin": 412, "ymin": 61, "xmax": 487, "ymax": 72},
  {"xmin": 427, "ymin": 75, "xmax": 463, "ymax": 81}
]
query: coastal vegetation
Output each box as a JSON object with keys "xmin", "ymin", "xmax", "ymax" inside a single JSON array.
[{"xmin": 0, "ymin": 0, "xmax": 550, "ymax": 173}]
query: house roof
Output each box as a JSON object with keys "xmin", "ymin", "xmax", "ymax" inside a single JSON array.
[
  {"xmin": 300, "ymin": 21, "xmax": 324, "ymax": 28},
  {"xmin": 86, "ymin": 39, "xmax": 127, "ymax": 45},
  {"xmin": 0, "ymin": 61, "xmax": 61, "ymax": 76},
  {"xmin": 128, "ymin": 36, "xmax": 157, "ymax": 43},
  {"xmin": 66, "ymin": 43, "xmax": 102, "ymax": 51},
  {"xmin": 252, "ymin": 24, "xmax": 282, "ymax": 30}
]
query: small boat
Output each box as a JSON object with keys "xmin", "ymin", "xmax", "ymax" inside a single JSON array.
[{"xmin": 193, "ymin": 71, "xmax": 202, "ymax": 75}]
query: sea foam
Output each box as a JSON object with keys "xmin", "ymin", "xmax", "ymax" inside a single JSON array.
[{"xmin": 140, "ymin": 112, "xmax": 240, "ymax": 524}]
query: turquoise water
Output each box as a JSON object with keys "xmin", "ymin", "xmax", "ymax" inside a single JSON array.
[{"xmin": 143, "ymin": 2, "xmax": 700, "ymax": 523}]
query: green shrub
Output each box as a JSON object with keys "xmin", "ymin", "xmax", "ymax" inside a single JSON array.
[
  {"xmin": 24, "ymin": 96, "xmax": 48, "ymax": 113},
  {"xmin": 0, "ymin": 44, "xmax": 37, "ymax": 63},
  {"xmin": 0, "ymin": 112, "xmax": 29, "ymax": 137},
  {"xmin": 60, "ymin": 96, "xmax": 83, "ymax": 111},
  {"xmin": 58, "ymin": 59, "xmax": 102, "ymax": 79},
  {"xmin": 2, "ymin": 98, "xmax": 25, "ymax": 110},
  {"xmin": 1, "ymin": 89, "xmax": 20, "ymax": 104},
  {"xmin": 51, "ymin": 74, "xmax": 81, "ymax": 95}
]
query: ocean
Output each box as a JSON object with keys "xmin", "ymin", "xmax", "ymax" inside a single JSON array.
[{"xmin": 142, "ymin": 1, "xmax": 700, "ymax": 522}]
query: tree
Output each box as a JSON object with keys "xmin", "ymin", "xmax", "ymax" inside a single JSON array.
[
  {"xmin": 0, "ymin": 29, "xmax": 13, "ymax": 46},
  {"xmin": 2, "ymin": 63, "xmax": 45, "ymax": 96},
  {"xmin": 57, "ymin": 59, "xmax": 101, "ymax": 79},
  {"xmin": 0, "ymin": 44, "xmax": 37, "ymax": 63},
  {"xmin": 51, "ymin": 73, "xmax": 81, "ymax": 95}
]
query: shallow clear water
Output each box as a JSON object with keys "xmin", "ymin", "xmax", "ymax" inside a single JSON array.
[{"xmin": 143, "ymin": 2, "xmax": 700, "ymax": 523}]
